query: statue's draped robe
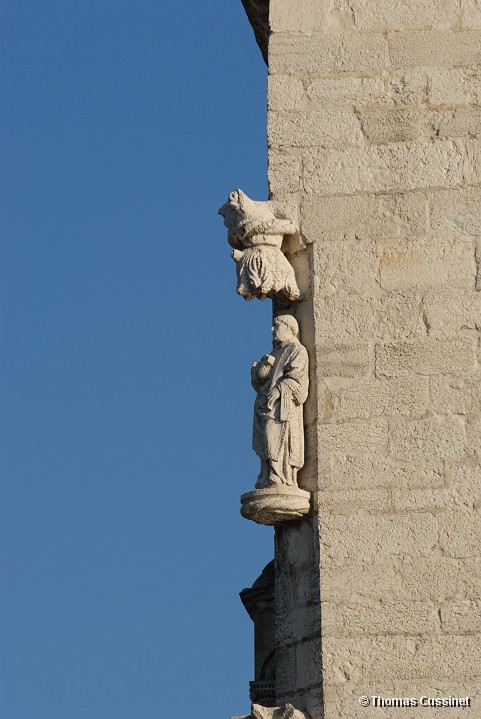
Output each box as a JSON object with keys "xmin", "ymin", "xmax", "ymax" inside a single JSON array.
[{"xmin": 252, "ymin": 338, "xmax": 309, "ymax": 483}]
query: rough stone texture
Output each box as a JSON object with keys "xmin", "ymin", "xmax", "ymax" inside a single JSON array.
[
  {"xmin": 260, "ymin": 2, "xmax": 481, "ymax": 716},
  {"xmin": 375, "ymin": 338, "xmax": 476, "ymax": 377},
  {"xmin": 302, "ymin": 192, "xmax": 427, "ymax": 243},
  {"xmin": 328, "ymin": 0, "xmax": 459, "ymax": 31},
  {"xmin": 303, "ymin": 141, "xmax": 464, "ymax": 195}
]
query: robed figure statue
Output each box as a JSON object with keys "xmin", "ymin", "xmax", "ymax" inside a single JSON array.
[{"xmin": 251, "ymin": 315, "xmax": 309, "ymax": 489}]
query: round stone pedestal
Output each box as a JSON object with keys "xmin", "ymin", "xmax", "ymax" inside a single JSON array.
[{"xmin": 240, "ymin": 486, "xmax": 311, "ymax": 526}]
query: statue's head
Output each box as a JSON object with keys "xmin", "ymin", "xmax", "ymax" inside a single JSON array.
[{"xmin": 272, "ymin": 315, "xmax": 299, "ymax": 344}]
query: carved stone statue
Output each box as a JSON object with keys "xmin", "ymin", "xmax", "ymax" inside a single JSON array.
[
  {"xmin": 218, "ymin": 189, "xmax": 301, "ymax": 303},
  {"xmin": 241, "ymin": 315, "xmax": 310, "ymax": 525}
]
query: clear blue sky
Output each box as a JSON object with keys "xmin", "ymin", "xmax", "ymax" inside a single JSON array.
[{"xmin": 0, "ymin": 2, "xmax": 275, "ymax": 716}]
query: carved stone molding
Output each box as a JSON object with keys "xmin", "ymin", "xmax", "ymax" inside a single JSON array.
[
  {"xmin": 241, "ymin": 486, "xmax": 310, "ymax": 526},
  {"xmin": 219, "ymin": 189, "xmax": 301, "ymax": 303}
]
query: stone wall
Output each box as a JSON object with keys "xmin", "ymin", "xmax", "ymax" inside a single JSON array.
[{"xmin": 266, "ymin": 1, "xmax": 481, "ymax": 717}]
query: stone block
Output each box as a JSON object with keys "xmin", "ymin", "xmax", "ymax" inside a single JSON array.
[
  {"xmin": 398, "ymin": 557, "xmax": 481, "ymax": 601},
  {"xmin": 390, "ymin": 31, "xmax": 481, "ymax": 68},
  {"xmin": 268, "ymin": 152, "xmax": 300, "ymax": 196},
  {"xmin": 442, "ymin": 600, "xmax": 481, "ymax": 632},
  {"xmin": 388, "ymin": 69, "xmax": 430, "ymax": 104},
  {"xmin": 437, "ymin": 106, "xmax": 481, "ymax": 137},
  {"xmin": 268, "ymin": 75, "xmax": 306, "ymax": 112},
  {"xmin": 330, "ymin": 454, "xmax": 444, "ymax": 490},
  {"xmin": 303, "ymin": 141, "xmax": 464, "ymax": 195},
  {"xmin": 375, "ymin": 338, "xmax": 476, "ymax": 377},
  {"xmin": 302, "ymin": 192, "xmax": 427, "ymax": 242},
  {"xmin": 430, "ymin": 67, "xmax": 481, "ymax": 105},
  {"xmin": 318, "ymin": 513, "xmax": 438, "ymax": 562},
  {"xmin": 431, "ymin": 372, "xmax": 481, "ymax": 414},
  {"xmin": 316, "ymin": 342, "xmax": 370, "ymax": 378},
  {"xmin": 335, "ymin": 377, "xmax": 429, "ymax": 419},
  {"xmin": 269, "ymin": 32, "xmax": 386, "ymax": 74},
  {"xmin": 318, "ymin": 419, "xmax": 388, "ymax": 456},
  {"xmin": 314, "ymin": 296, "xmax": 373, "ymax": 342},
  {"xmin": 318, "ymin": 487, "xmax": 392, "ymax": 513},
  {"xmin": 328, "ymin": 0, "xmax": 459, "ymax": 31},
  {"xmin": 465, "ymin": 138, "xmax": 481, "ymax": 184},
  {"xmin": 379, "ymin": 239, "xmax": 475, "ymax": 291},
  {"xmin": 466, "ymin": 414, "xmax": 481, "ymax": 458},
  {"xmin": 373, "ymin": 292, "xmax": 424, "ymax": 340},
  {"xmin": 313, "ymin": 240, "xmax": 377, "ymax": 295},
  {"xmin": 439, "ymin": 509, "xmax": 481, "ymax": 557},
  {"xmin": 322, "ymin": 601, "xmax": 440, "ymax": 636},
  {"xmin": 320, "ymin": 559, "xmax": 403, "ymax": 602},
  {"xmin": 270, "ymin": 0, "xmax": 326, "ymax": 32},
  {"xmin": 389, "ymin": 416, "xmax": 466, "ymax": 461},
  {"xmin": 395, "ymin": 462, "xmax": 481, "ymax": 510},
  {"xmin": 360, "ymin": 108, "xmax": 435, "ymax": 144},
  {"xmin": 307, "ymin": 76, "xmax": 387, "ymax": 105},
  {"xmin": 423, "ymin": 291, "xmax": 481, "ymax": 333},
  {"xmin": 430, "ymin": 187, "xmax": 481, "ymax": 237},
  {"xmin": 268, "ymin": 109, "xmax": 362, "ymax": 148},
  {"xmin": 323, "ymin": 635, "xmax": 481, "ymax": 683},
  {"xmin": 461, "ymin": 0, "xmax": 481, "ymax": 28}
]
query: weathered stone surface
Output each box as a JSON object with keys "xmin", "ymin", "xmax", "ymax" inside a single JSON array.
[
  {"xmin": 316, "ymin": 342, "xmax": 370, "ymax": 378},
  {"xmin": 319, "ymin": 513, "xmax": 438, "ymax": 562},
  {"xmin": 321, "ymin": 556, "xmax": 481, "ymax": 602},
  {"xmin": 388, "ymin": 69, "xmax": 430, "ymax": 104},
  {"xmin": 360, "ymin": 108, "xmax": 435, "ymax": 144},
  {"xmin": 323, "ymin": 635, "xmax": 481, "ymax": 683},
  {"xmin": 375, "ymin": 338, "xmax": 476, "ymax": 377},
  {"xmin": 395, "ymin": 465, "xmax": 481, "ymax": 510},
  {"xmin": 335, "ymin": 377, "xmax": 429, "ymax": 419},
  {"xmin": 307, "ymin": 76, "xmax": 386, "ymax": 106},
  {"xmin": 373, "ymin": 292, "xmax": 424, "ymax": 340},
  {"xmin": 466, "ymin": 414, "xmax": 481, "ymax": 459},
  {"xmin": 268, "ymin": 75, "xmax": 306, "ymax": 112},
  {"xmin": 330, "ymin": 454, "xmax": 444, "ymax": 490},
  {"xmin": 461, "ymin": 0, "xmax": 481, "ymax": 28},
  {"xmin": 380, "ymin": 239, "xmax": 475, "ymax": 291},
  {"xmin": 302, "ymin": 192, "xmax": 427, "ymax": 242},
  {"xmin": 268, "ymin": 152, "xmax": 300, "ymax": 195},
  {"xmin": 303, "ymin": 141, "xmax": 464, "ymax": 194},
  {"xmin": 423, "ymin": 291, "xmax": 481, "ymax": 333},
  {"xmin": 329, "ymin": 0, "xmax": 459, "ymax": 31},
  {"xmin": 322, "ymin": 600, "xmax": 440, "ymax": 636},
  {"xmin": 389, "ymin": 416, "xmax": 466, "ymax": 461},
  {"xmin": 464, "ymin": 137, "xmax": 481, "ymax": 184},
  {"xmin": 318, "ymin": 419, "xmax": 388, "ymax": 456},
  {"xmin": 314, "ymin": 296, "xmax": 373, "ymax": 341},
  {"xmin": 241, "ymin": 486, "xmax": 311, "ymax": 526},
  {"xmin": 430, "ymin": 67, "xmax": 481, "ymax": 104},
  {"xmin": 269, "ymin": 32, "xmax": 386, "ymax": 74},
  {"xmin": 219, "ymin": 189, "xmax": 301, "ymax": 302},
  {"xmin": 439, "ymin": 509, "xmax": 481, "ymax": 557},
  {"xmin": 430, "ymin": 187, "xmax": 481, "ymax": 236},
  {"xmin": 391, "ymin": 31, "xmax": 481, "ymax": 68},
  {"xmin": 269, "ymin": 110, "xmax": 362, "ymax": 148},
  {"xmin": 437, "ymin": 106, "xmax": 481, "ymax": 137},
  {"xmin": 313, "ymin": 240, "xmax": 377, "ymax": 295},
  {"xmin": 318, "ymin": 487, "xmax": 392, "ymax": 513},
  {"xmin": 431, "ymin": 373, "xmax": 481, "ymax": 414},
  {"xmin": 441, "ymin": 600, "xmax": 481, "ymax": 632}
]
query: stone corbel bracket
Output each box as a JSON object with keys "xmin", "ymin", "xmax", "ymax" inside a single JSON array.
[{"xmin": 219, "ymin": 189, "xmax": 304, "ymax": 303}]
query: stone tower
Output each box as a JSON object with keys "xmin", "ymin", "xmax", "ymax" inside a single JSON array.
[{"xmin": 228, "ymin": 2, "xmax": 481, "ymax": 717}]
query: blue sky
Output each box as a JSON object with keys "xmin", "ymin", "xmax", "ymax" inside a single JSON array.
[{"xmin": 0, "ymin": 2, "xmax": 275, "ymax": 716}]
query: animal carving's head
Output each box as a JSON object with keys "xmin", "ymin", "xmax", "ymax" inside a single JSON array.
[{"xmin": 218, "ymin": 189, "xmax": 257, "ymax": 230}]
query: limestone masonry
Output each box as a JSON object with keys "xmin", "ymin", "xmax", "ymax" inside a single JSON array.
[{"xmin": 226, "ymin": 1, "xmax": 481, "ymax": 717}]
